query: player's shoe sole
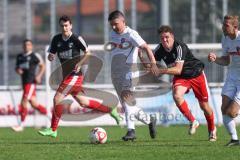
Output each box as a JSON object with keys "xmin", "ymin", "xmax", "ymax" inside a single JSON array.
[
  {"xmin": 11, "ymin": 125, "xmax": 24, "ymax": 132},
  {"xmin": 38, "ymin": 128, "xmax": 57, "ymax": 138},
  {"xmin": 225, "ymin": 139, "xmax": 240, "ymax": 147},
  {"xmin": 209, "ymin": 126, "xmax": 217, "ymax": 142},
  {"xmin": 188, "ymin": 120, "xmax": 199, "ymax": 135}
]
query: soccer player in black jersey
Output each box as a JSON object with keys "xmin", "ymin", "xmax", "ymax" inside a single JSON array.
[
  {"xmin": 12, "ymin": 39, "xmax": 47, "ymax": 132},
  {"xmin": 150, "ymin": 25, "xmax": 217, "ymax": 141},
  {"xmin": 38, "ymin": 15, "xmax": 121, "ymax": 138}
]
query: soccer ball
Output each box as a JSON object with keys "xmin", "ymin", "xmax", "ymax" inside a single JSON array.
[{"xmin": 89, "ymin": 127, "xmax": 107, "ymax": 144}]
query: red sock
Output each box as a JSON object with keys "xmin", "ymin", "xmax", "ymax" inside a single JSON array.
[
  {"xmin": 36, "ymin": 104, "xmax": 47, "ymax": 115},
  {"xmin": 19, "ymin": 106, "xmax": 27, "ymax": 122},
  {"xmin": 88, "ymin": 100, "xmax": 110, "ymax": 113},
  {"xmin": 177, "ymin": 100, "xmax": 195, "ymax": 122},
  {"xmin": 205, "ymin": 112, "xmax": 215, "ymax": 132},
  {"xmin": 51, "ymin": 104, "xmax": 63, "ymax": 131}
]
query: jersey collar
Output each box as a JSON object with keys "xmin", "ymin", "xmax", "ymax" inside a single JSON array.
[{"xmin": 62, "ymin": 32, "xmax": 72, "ymax": 41}]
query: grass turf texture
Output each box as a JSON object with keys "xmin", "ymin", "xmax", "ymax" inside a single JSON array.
[{"xmin": 0, "ymin": 125, "xmax": 240, "ymax": 160}]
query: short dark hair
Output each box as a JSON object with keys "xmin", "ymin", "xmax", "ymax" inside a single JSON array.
[
  {"xmin": 23, "ymin": 39, "xmax": 32, "ymax": 44},
  {"xmin": 108, "ymin": 10, "xmax": 125, "ymax": 21},
  {"xmin": 157, "ymin": 25, "xmax": 174, "ymax": 35},
  {"xmin": 59, "ymin": 15, "xmax": 72, "ymax": 24}
]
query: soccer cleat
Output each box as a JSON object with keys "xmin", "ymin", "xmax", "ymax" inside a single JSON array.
[
  {"xmin": 11, "ymin": 125, "xmax": 24, "ymax": 132},
  {"xmin": 148, "ymin": 114, "xmax": 157, "ymax": 139},
  {"xmin": 209, "ymin": 126, "xmax": 217, "ymax": 142},
  {"xmin": 188, "ymin": 120, "xmax": 199, "ymax": 135},
  {"xmin": 110, "ymin": 107, "xmax": 123, "ymax": 125},
  {"xmin": 38, "ymin": 128, "xmax": 57, "ymax": 138},
  {"xmin": 225, "ymin": 139, "xmax": 240, "ymax": 147},
  {"xmin": 122, "ymin": 129, "xmax": 136, "ymax": 141}
]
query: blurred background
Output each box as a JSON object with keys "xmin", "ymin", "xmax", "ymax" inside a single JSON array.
[{"xmin": 1, "ymin": 0, "xmax": 240, "ymax": 86}]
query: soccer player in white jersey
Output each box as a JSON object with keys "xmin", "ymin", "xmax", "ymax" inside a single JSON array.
[
  {"xmin": 108, "ymin": 10, "xmax": 157, "ymax": 141},
  {"xmin": 208, "ymin": 15, "xmax": 240, "ymax": 146}
]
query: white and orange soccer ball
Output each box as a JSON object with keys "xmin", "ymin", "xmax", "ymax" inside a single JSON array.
[{"xmin": 89, "ymin": 127, "xmax": 107, "ymax": 144}]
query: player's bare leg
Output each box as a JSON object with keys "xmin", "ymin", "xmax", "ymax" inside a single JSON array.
[
  {"xmin": 222, "ymin": 95, "xmax": 240, "ymax": 146},
  {"xmin": 173, "ymin": 86, "xmax": 199, "ymax": 135}
]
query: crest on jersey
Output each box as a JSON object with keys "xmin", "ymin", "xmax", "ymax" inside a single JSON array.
[
  {"xmin": 69, "ymin": 42, "xmax": 73, "ymax": 48},
  {"xmin": 57, "ymin": 42, "xmax": 62, "ymax": 47},
  {"xmin": 172, "ymin": 54, "xmax": 176, "ymax": 59},
  {"xmin": 121, "ymin": 38, "xmax": 126, "ymax": 43}
]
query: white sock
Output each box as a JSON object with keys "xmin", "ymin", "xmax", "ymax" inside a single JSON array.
[
  {"xmin": 135, "ymin": 108, "xmax": 150, "ymax": 125},
  {"xmin": 123, "ymin": 103, "xmax": 136, "ymax": 130},
  {"xmin": 124, "ymin": 103, "xmax": 150, "ymax": 127},
  {"xmin": 223, "ymin": 115, "xmax": 238, "ymax": 140}
]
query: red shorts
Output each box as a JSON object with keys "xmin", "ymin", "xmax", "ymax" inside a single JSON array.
[
  {"xmin": 173, "ymin": 72, "xmax": 209, "ymax": 102},
  {"xmin": 23, "ymin": 83, "xmax": 36, "ymax": 100},
  {"xmin": 57, "ymin": 74, "xmax": 84, "ymax": 96}
]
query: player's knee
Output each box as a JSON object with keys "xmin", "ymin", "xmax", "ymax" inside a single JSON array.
[
  {"xmin": 79, "ymin": 101, "xmax": 88, "ymax": 108},
  {"xmin": 226, "ymin": 108, "xmax": 238, "ymax": 118},
  {"xmin": 121, "ymin": 91, "xmax": 136, "ymax": 106},
  {"xmin": 172, "ymin": 92, "xmax": 184, "ymax": 103},
  {"xmin": 53, "ymin": 95, "xmax": 62, "ymax": 105},
  {"xmin": 22, "ymin": 97, "xmax": 29, "ymax": 104}
]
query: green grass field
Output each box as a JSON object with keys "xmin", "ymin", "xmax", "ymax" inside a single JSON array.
[{"xmin": 0, "ymin": 125, "xmax": 240, "ymax": 160}]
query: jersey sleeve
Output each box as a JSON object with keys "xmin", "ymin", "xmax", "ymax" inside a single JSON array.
[
  {"xmin": 77, "ymin": 36, "xmax": 88, "ymax": 52},
  {"xmin": 48, "ymin": 36, "xmax": 58, "ymax": 54},
  {"xmin": 34, "ymin": 53, "xmax": 44, "ymax": 65},
  {"xmin": 175, "ymin": 44, "xmax": 186, "ymax": 63},
  {"xmin": 130, "ymin": 30, "xmax": 146, "ymax": 47}
]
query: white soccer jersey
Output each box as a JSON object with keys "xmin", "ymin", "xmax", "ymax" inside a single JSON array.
[
  {"xmin": 222, "ymin": 31, "xmax": 240, "ymax": 80},
  {"xmin": 109, "ymin": 26, "xmax": 145, "ymax": 64}
]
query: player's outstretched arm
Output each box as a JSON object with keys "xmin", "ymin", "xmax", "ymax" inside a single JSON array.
[
  {"xmin": 138, "ymin": 49, "xmax": 152, "ymax": 69},
  {"xmin": 208, "ymin": 52, "xmax": 230, "ymax": 66},
  {"xmin": 35, "ymin": 62, "xmax": 45, "ymax": 84},
  {"xmin": 74, "ymin": 50, "xmax": 91, "ymax": 73},
  {"xmin": 139, "ymin": 43, "xmax": 156, "ymax": 65},
  {"xmin": 150, "ymin": 62, "xmax": 183, "ymax": 76}
]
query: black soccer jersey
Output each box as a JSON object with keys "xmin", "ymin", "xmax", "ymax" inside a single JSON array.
[
  {"xmin": 49, "ymin": 33, "xmax": 87, "ymax": 78},
  {"xmin": 154, "ymin": 40, "xmax": 204, "ymax": 78},
  {"xmin": 16, "ymin": 52, "xmax": 43, "ymax": 85}
]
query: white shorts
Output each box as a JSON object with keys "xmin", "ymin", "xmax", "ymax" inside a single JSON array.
[
  {"xmin": 222, "ymin": 77, "xmax": 240, "ymax": 105},
  {"xmin": 111, "ymin": 54, "xmax": 136, "ymax": 97}
]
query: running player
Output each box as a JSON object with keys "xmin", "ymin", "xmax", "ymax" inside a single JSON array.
[
  {"xmin": 208, "ymin": 15, "xmax": 240, "ymax": 146},
  {"xmin": 12, "ymin": 39, "xmax": 47, "ymax": 132},
  {"xmin": 151, "ymin": 25, "xmax": 217, "ymax": 141},
  {"xmin": 38, "ymin": 15, "xmax": 121, "ymax": 138},
  {"xmin": 108, "ymin": 10, "xmax": 157, "ymax": 141}
]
